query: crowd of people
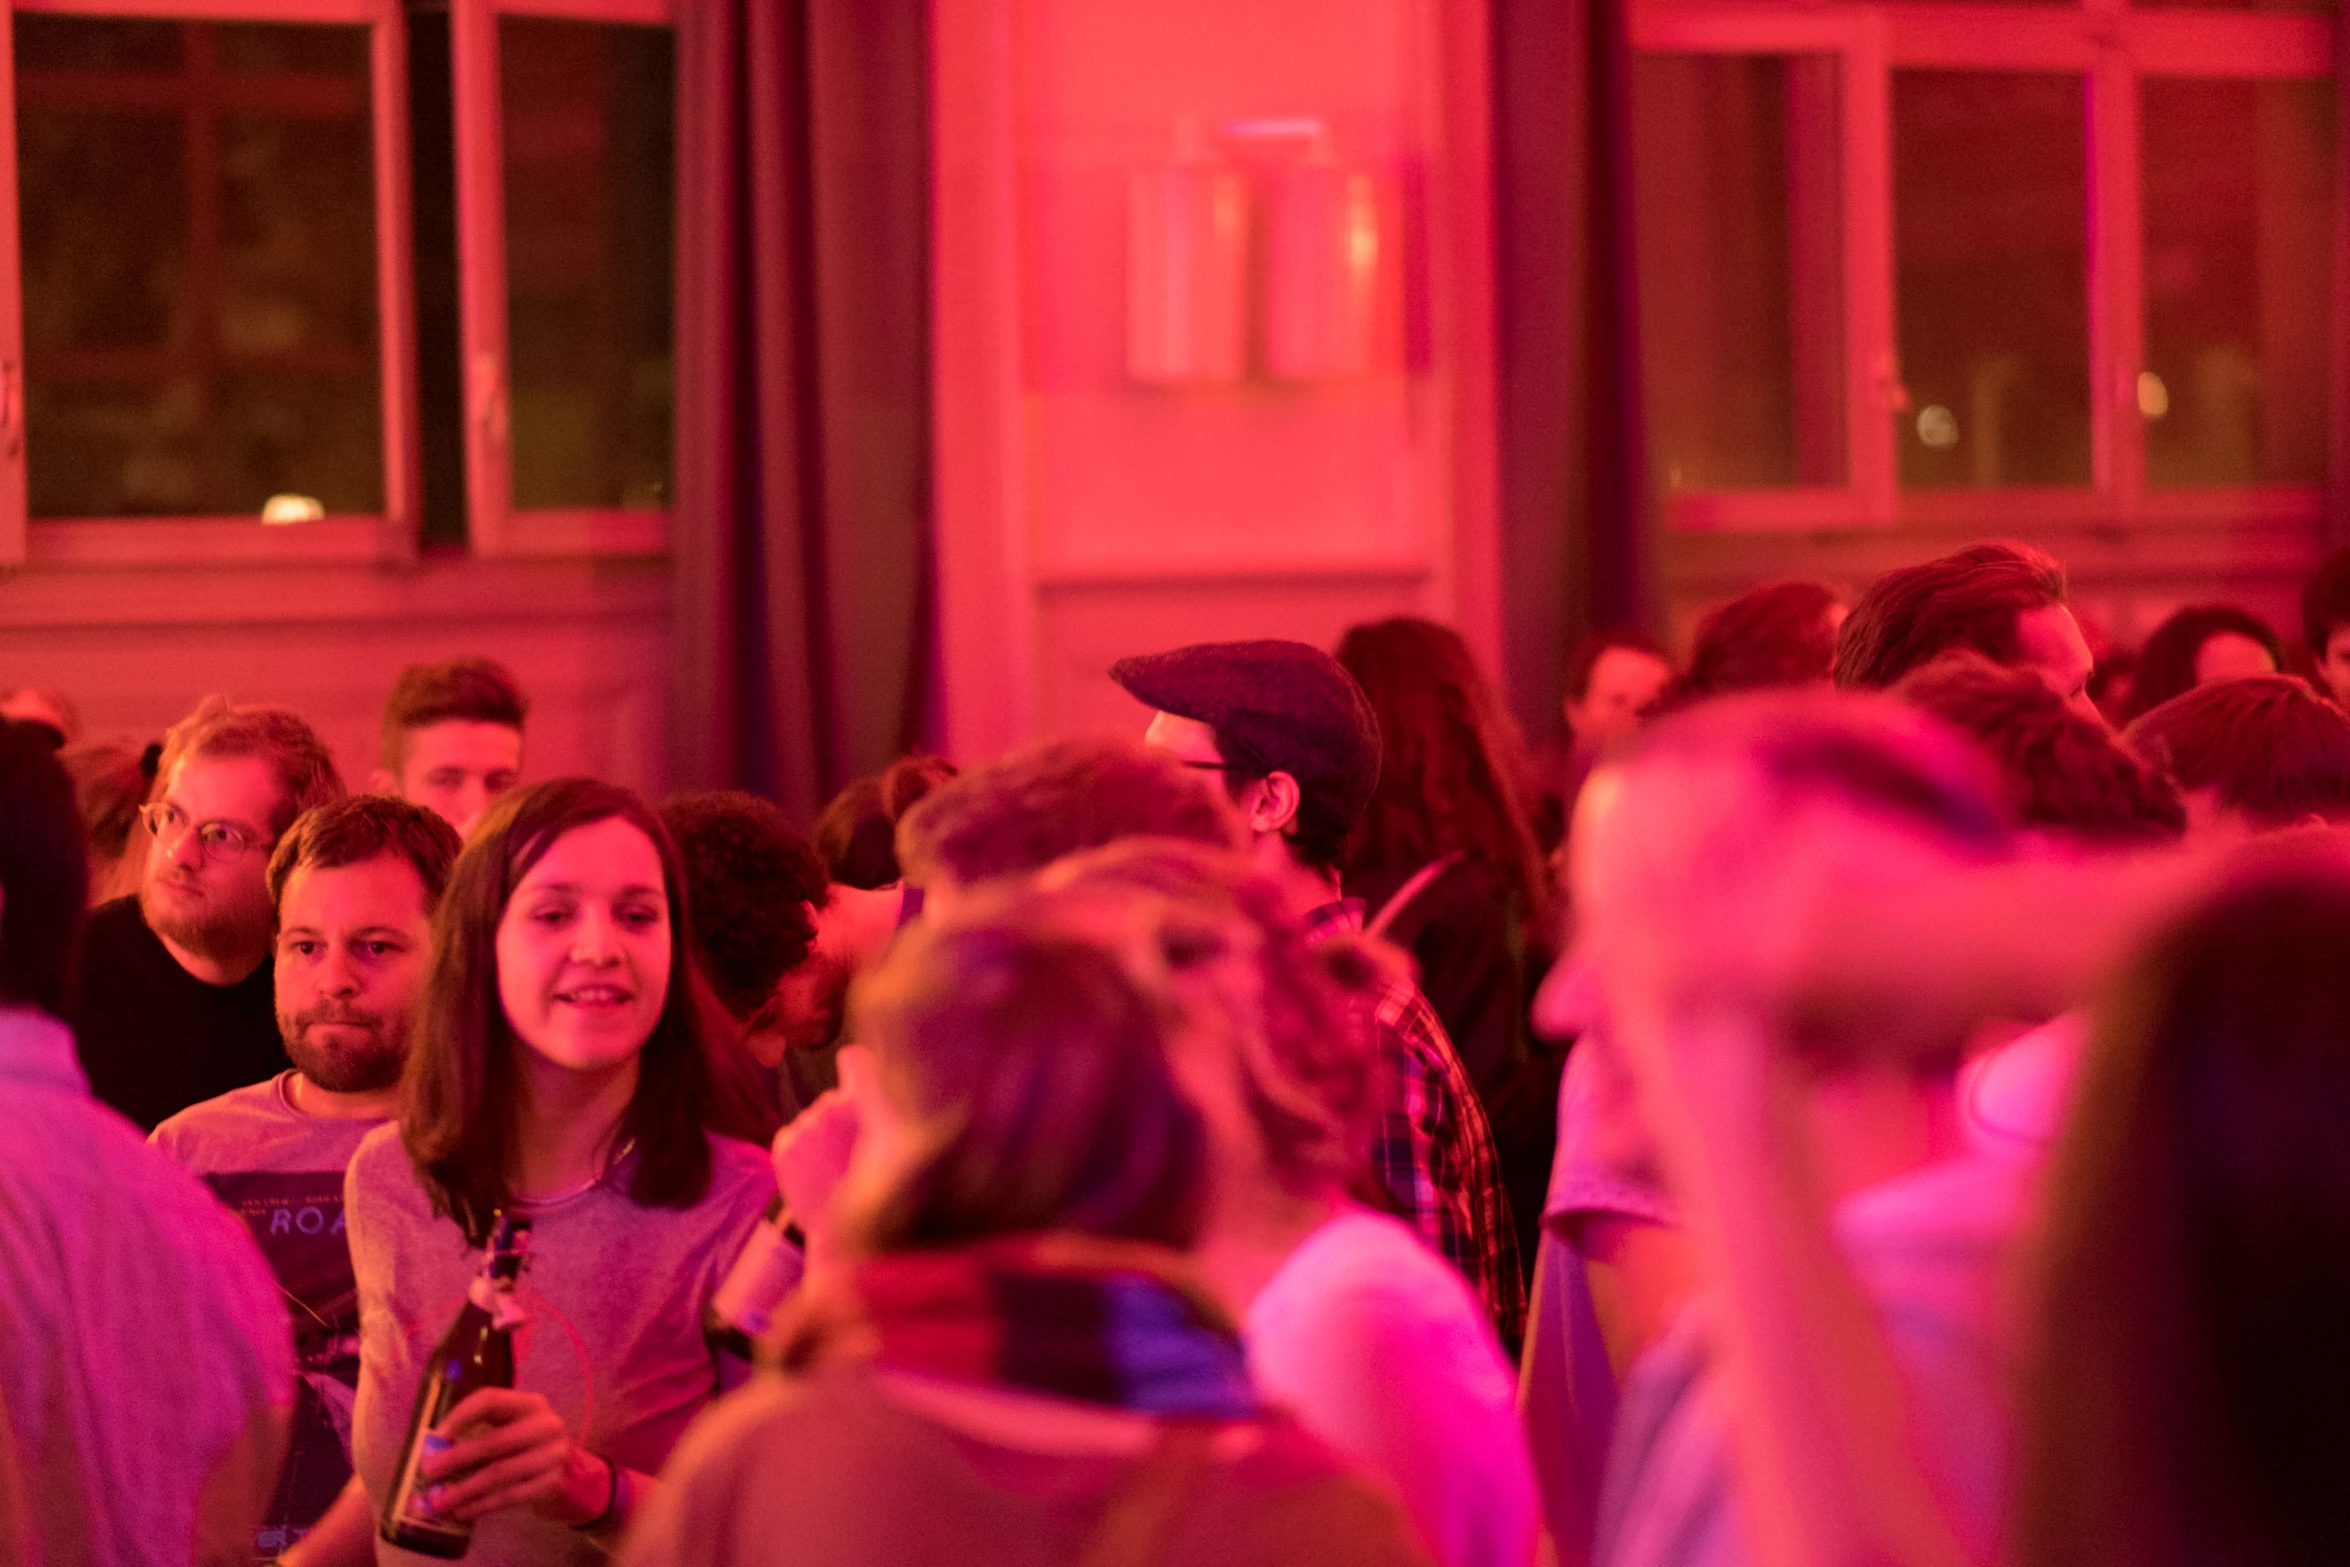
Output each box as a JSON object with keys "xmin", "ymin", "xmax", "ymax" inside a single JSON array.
[{"xmin": 4, "ymin": 536, "xmax": 2350, "ymax": 1567}]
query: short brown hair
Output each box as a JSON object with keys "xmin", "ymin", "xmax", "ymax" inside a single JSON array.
[
  {"xmin": 266, "ymin": 794, "xmax": 463, "ymax": 918},
  {"xmin": 380, "ymin": 658, "xmax": 528, "ymax": 774},
  {"xmin": 896, "ymin": 737, "xmax": 1241, "ymax": 888},
  {"xmin": 402, "ymin": 778, "xmax": 768, "ymax": 1245},
  {"xmin": 659, "ymin": 790, "xmax": 828, "ymax": 1021},
  {"xmin": 155, "ymin": 697, "xmax": 345, "ymax": 835},
  {"xmin": 1897, "ymin": 654, "xmax": 2185, "ymax": 847},
  {"xmin": 1836, "ymin": 541, "xmax": 2070, "ymax": 690},
  {"xmin": 2125, "ymin": 675, "xmax": 2350, "ymax": 830}
]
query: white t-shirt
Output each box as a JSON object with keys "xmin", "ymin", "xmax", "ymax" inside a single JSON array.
[{"xmin": 1244, "ymin": 1207, "xmax": 1538, "ymax": 1567}]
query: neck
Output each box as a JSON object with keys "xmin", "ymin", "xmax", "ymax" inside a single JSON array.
[
  {"xmin": 1191, "ymin": 1175, "xmax": 1341, "ymax": 1318},
  {"xmin": 287, "ymin": 1072, "xmax": 398, "ymax": 1122},
  {"xmin": 512, "ymin": 1050, "xmax": 641, "ymax": 1199},
  {"xmin": 155, "ymin": 928, "xmax": 267, "ymax": 988},
  {"xmin": 1250, "ymin": 836, "xmax": 1342, "ymax": 919}
]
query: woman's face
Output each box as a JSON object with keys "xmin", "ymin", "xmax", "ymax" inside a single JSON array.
[{"xmin": 496, "ymin": 815, "xmax": 673, "ymax": 1076}]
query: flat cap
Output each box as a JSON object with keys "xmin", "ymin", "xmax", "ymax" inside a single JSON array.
[{"xmin": 1110, "ymin": 639, "xmax": 1382, "ymax": 831}]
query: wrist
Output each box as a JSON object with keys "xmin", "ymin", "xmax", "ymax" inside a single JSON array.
[{"xmin": 555, "ymin": 1444, "xmax": 613, "ymax": 1529}]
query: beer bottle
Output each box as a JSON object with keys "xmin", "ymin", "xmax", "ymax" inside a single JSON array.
[
  {"xmin": 702, "ymin": 1196, "xmax": 804, "ymax": 1361},
  {"xmin": 379, "ymin": 1211, "xmax": 533, "ymax": 1558}
]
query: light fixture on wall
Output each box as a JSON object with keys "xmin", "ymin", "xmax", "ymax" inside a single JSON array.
[
  {"xmin": 1127, "ymin": 122, "xmax": 1248, "ymax": 384},
  {"xmin": 1126, "ymin": 117, "xmax": 1383, "ymax": 386}
]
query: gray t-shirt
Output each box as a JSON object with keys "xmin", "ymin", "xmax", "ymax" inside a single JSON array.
[
  {"xmin": 346, "ymin": 1122, "xmax": 778, "ymax": 1566},
  {"xmin": 152, "ymin": 1073, "xmax": 386, "ymax": 1558}
]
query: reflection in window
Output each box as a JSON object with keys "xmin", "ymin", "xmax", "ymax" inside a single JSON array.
[
  {"xmin": 1894, "ymin": 71, "xmax": 2089, "ymax": 488},
  {"xmin": 500, "ymin": 17, "xmax": 673, "ymax": 511},
  {"xmin": 1633, "ymin": 53, "xmax": 1845, "ymax": 490},
  {"xmin": 17, "ymin": 16, "xmax": 381, "ymax": 518},
  {"xmin": 2141, "ymin": 77, "xmax": 2334, "ymax": 486}
]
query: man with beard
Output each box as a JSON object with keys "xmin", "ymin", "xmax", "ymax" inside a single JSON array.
[
  {"xmin": 72, "ymin": 698, "xmax": 345, "ymax": 1129},
  {"xmin": 152, "ymin": 793, "xmax": 460, "ymax": 1559}
]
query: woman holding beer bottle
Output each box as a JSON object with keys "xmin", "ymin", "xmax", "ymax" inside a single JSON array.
[{"xmin": 282, "ymin": 778, "xmax": 779, "ymax": 1566}]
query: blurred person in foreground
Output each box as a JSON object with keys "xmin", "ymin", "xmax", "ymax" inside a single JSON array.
[
  {"xmin": 0, "ymin": 720, "xmax": 294, "ymax": 1566},
  {"xmin": 1835, "ymin": 541, "xmax": 2100, "ymax": 720},
  {"xmin": 73, "ymin": 696, "xmax": 346, "ymax": 1130},
  {"xmin": 62, "ymin": 736, "xmax": 151, "ymax": 904},
  {"xmin": 1564, "ymin": 690, "xmax": 2029, "ymax": 1567},
  {"xmin": 624, "ymin": 886, "xmax": 1435, "ymax": 1567},
  {"xmin": 2112, "ymin": 604, "xmax": 2284, "ymax": 724},
  {"xmin": 1046, "ymin": 840, "xmax": 1539, "ymax": 1567},
  {"xmin": 371, "ymin": 657, "xmax": 528, "ymax": 839},
  {"xmin": 152, "ymin": 795, "xmax": 462, "ymax": 1559},
  {"xmin": 1117, "ymin": 640, "xmax": 1524, "ymax": 1348},
  {"xmin": 1336, "ymin": 616, "xmax": 1561, "ymax": 1266},
  {"xmin": 2018, "ymin": 856, "xmax": 2350, "ymax": 1567},
  {"xmin": 2125, "ymin": 674, "xmax": 2350, "ymax": 842}
]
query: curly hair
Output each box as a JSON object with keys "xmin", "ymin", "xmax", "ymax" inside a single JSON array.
[{"xmin": 659, "ymin": 790, "xmax": 828, "ymax": 1022}]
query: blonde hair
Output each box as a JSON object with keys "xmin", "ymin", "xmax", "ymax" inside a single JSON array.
[{"xmin": 155, "ymin": 697, "xmax": 344, "ymax": 834}]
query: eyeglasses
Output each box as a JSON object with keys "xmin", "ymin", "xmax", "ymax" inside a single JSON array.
[{"xmin": 139, "ymin": 801, "xmax": 273, "ymax": 861}]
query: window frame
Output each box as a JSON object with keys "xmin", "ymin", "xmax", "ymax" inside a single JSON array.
[
  {"xmin": 1629, "ymin": 0, "xmax": 2338, "ymax": 535},
  {"xmin": 0, "ymin": 0, "xmax": 421, "ymax": 569},
  {"xmin": 450, "ymin": 0, "xmax": 671, "ymax": 560}
]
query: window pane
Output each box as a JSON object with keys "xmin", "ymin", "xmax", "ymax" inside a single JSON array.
[
  {"xmin": 17, "ymin": 17, "xmax": 381, "ymax": 518},
  {"xmin": 1633, "ymin": 53, "xmax": 1845, "ymax": 491},
  {"xmin": 499, "ymin": 17, "xmax": 674, "ymax": 511},
  {"xmin": 1894, "ymin": 71, "xmax": 2089, "ymax": 488},
  {"xmin": 2142, "ymin": 78, "xmax": 2334, "ymax": 486}
]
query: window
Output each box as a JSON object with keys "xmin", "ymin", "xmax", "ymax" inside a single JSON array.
[
  {"xmin": 0, "ymin": 0, "xmax": 676, "ymax": 568},
  {"xmin": 1629, "ymin": 0, "xmax": 2337, "ymax": 533}
]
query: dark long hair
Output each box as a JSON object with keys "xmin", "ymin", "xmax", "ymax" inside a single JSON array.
[
  {"xmin": 402, "ymin": 777, "xmax": 771, "ymax": 1246},
  {"xmin": 2118, "ymin": 604, "xmax": 2285, "ymax": 723},
  {"xmin": 1678, "ymin": 580, "xmax": 1843, "ymax": 700},
  {"xmin": 2018, "ymin": 860, "xmax": 2350, "ymax": 1567},
  {"xmin": 1334, "ymin": 617, "xmax": 1550, "ymax": 932}
]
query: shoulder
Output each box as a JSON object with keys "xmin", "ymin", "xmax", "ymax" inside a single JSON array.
[
  {"xmin": 1255, "ymin": 1211, "xmax": 1496, "ymax": 1346},
  {"xmin": 1185, "ymin": 1419, "xmax": 1437, "ymax": 1566},
  {"xmin": 345, "ymin": 1121, "xmax": 430, "ymax": 1223},
  {"xmin": 148, "ymin": 1076, "xmax": 290, "ymax": 1167}
]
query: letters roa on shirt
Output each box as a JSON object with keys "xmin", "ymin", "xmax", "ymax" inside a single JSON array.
[{"xmin": 205, "ymin": 1168, "xmax": 362, "ymax": 1554}]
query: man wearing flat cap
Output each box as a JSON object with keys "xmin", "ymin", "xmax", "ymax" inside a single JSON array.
[{"xmin": 1114, "ymin": 638, "xmax": 1525, "ymax": 1349}]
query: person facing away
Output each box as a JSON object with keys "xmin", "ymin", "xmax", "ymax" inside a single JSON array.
[
  {"xmin": 73, "ymin": 696, "xmax": 346, "ymax": 1131},
  {"xmin": 0, "ymin": 720, "xmax": 296, "ymax": 1567},
  {"xmin": 280, "ymin": 779, "xmax": 779, "ymax": 1567},
  {"xmin": 1041, "ymin": 839, "xmax": 1540, "ymax": 1567},
  {"xmin": 370, "ymin": 657, "xmax": 528, "ymax": 840},
  {"xmin": 622, "ymin": 886, "xmax": 1435, "ymax": 1567},
  {"xmin": 2125, "ymin": 674, "xmax": 2350, "ymax": 844},
  {"xmin": 2112, "ymin": 604, "xmax": 2284, "ymax": 724},
  {"xmin": 1335, "ymin": 616, "xmax": 1561, "ymax": 1269},
  {"xmin": 1835, "ymin": 540, "xmax": 2102, "ymax": 723},
  {"xmin": 1114, "ymin": 638, "xmax": 1526, "ymax": 1351},
  {"xmin": 151, "ymin": 795, "xmax": 463, "ymax": 1560}
]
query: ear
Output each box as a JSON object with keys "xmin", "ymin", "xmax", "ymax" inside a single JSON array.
[
  {"xmin": 367, "ymin": 767, "xmax": 399, "ymax": 796},
  {"xmin": 1244, "ymin": 771, "xmax": 1304, "ymax": 839}
]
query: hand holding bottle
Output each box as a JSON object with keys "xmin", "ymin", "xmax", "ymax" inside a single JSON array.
[{"xmin": 409, "ymin": 1388, "xmax": 609, "ymax": 1527}]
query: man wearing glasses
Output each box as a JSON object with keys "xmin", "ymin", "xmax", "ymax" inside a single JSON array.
[{"xmin": 72, "ymin": 697, "xmax": 344, "ymax": 1130}]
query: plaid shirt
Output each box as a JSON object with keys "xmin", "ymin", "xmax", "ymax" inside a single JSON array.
[{"xmin": 1305, "ymin": 899, "xmax": 1527, "ymax": 1350}]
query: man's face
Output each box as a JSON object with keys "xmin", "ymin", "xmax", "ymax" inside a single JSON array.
[
  {"xmin": 2321, "ymin": 627, "xmax": 2350, "ymax": 708},
  {"xmin": 2014, "ymin": 604, "xmax": 2102, "ymax": 724},
  {"xmin": 396, "ymin": 721, "xmax": 521, "ymax": 838},
  {"xmin": 1567, "ymin": 647, "xmax": 1673, "ymax": 747},
  {"xmin": 274, "ymin": 853, "xmax": 434, "ymax": 1095},
  {"xmin": 141, "ymin": 752, "xmax": 284, "ymax": 966}
]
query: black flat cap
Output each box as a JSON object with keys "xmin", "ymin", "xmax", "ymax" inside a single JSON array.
[{"xmin": 1110, "ymin": 639, "xmax": 1382, "ymax": 830}]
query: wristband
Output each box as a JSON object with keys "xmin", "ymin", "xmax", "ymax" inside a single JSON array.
[{"xmin": 573, "ymin": 1452, "xmax": 623, "ymax": 1534}]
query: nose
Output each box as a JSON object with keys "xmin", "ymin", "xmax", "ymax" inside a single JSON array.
[
  {"xmin": 570, "ymin": 906, "xmax": 623, "ymax": 965},
  {"xmin": 455, "ymin": 780, "xmax": 491, "ymax": 838},
  {"xmin": 320, "ymin": 944, "xmax": 363, "ymax": 997}
]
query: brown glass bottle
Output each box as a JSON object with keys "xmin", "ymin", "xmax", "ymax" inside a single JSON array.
[
  {"xmin": 702, "ymin": 1195, "xmax": 801, "ymax": 1362},
  {"xmin": 378, "ymin": 1211, "xmax": 532, "ymax": 1559}
]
